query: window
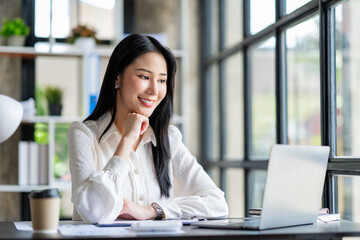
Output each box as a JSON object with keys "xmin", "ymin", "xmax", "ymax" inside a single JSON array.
[
  {"xmin": 200, "ymin": 0, "xmax": 360, "ymax": 220},
  {"xmin": 35, "ymin": 0, "xmax": 116, "ymax": 41},
  {"xmin": 35, "ymin": 0, "xmax": 70, "ymax": 38}
]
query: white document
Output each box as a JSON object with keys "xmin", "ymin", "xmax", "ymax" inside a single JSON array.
[
  {"xmin": 59, "ymin": 224, "xmax": 129, "ymax": 236},
  {"xmin": 15, "ymin": 221, "xmax": 184, "ymax": 236},
  {"xmin": 317, "ymin": 214, "xmax": 340, "ymax": 223},
  {"xmin": 131, "ymin": 220, "xmax": 182, "ymax": 232},
  {"xmin": 96, "ymin": 218, "xmax": 203, "ymax": 227}
]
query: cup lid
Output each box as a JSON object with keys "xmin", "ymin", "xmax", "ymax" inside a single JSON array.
[{"xmin": 29, "ymin": 188, "xmax": 60, "ymax": 198}]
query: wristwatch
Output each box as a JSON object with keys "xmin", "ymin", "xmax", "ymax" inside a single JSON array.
[{"xmin": 151, "ymin": 202, "xmax": 164, "ymax": 220}]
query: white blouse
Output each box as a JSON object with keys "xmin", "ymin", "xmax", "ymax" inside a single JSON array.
[{"xmin": 67, "ymin": 112, "xmax": 228, "ymax": 223}]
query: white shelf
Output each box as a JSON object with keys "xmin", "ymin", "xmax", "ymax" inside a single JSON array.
[
  {"xmin": 0, "ymin": 42, "xmax": 184, "ymax": 58},
  {"xmin": 22, "ymin": 116, "xmax": 85, "ymax": 124},
  {"xmin": 0, "ymin": 181, "xmax": 71, "ymax": 192},
  {"xmin": 0, "ymin": 43, "xmax": 110, "ymax": 58}
]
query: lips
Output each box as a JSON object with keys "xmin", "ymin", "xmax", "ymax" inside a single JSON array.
[{"xmin": 138, "ymin": 97, "xmax": 155, "ymax": 107}]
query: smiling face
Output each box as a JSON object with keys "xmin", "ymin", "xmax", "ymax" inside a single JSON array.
[{"xmin": 116, "ymin": 52, "xmax": 168, "ymax": 118}]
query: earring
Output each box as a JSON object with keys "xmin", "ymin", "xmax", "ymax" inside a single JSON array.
[{"xmin": 115, "ymin": 82, "xmax": 120, "ymax": 89}]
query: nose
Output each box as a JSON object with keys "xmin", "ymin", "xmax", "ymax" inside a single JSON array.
[{"xmin": 146, "ymin": 78, "xmax": 158, "ymax": 95}]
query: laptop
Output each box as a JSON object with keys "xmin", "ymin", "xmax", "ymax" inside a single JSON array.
[{"xmin": 193, "ymin": 144, "xmax": 330, "ymax": 230}]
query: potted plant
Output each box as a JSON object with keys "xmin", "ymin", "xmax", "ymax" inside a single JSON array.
[
  {"xmin": 67, "ymin": 24, "xmax": 98, "ymax": 49},
  {"xmin": 44, "ymin": 86, "xmax": 63, "ymax": 116},
  {"xmin": 0, "ymin": 17, "xmax": 30, "ymax": 46}
]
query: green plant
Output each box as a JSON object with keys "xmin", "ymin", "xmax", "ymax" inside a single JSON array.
[
  {"xmin": 44, "ymin": 86, "xmax": 63, "ymax": 105},
  {"xmin": 0, "ymin": 17, "xmax": 30, "ymax": 37}
]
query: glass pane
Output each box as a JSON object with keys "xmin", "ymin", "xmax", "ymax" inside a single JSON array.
[
  {"xmin": 173, "ymin": 59, "xmax": 183, "ymax": 117},
  {"xmin": 335, "ymin": 1, "xmax": 360, "ymax": 156},
  {"xmin": 207, "ymin": 168, "xmax": 221, "ymax": 188},
  {"xmin": 337, "ymin": 175, "xmax": 360, "ymax": 222},
  {"xmin": 211, "ymin": 0, "xmax": 220, "ymax": 54},
  {"xmin": 52, "ymin": 0, "xmax": 70, "ymax": 38},
  {"xmin": 286, "ymin": 16, "xmax": 321, "ymax": 146},
  {"xmin": 286, "ymin": 0, "xmax": 311, "ymax": 14},
  {"xmin": 226, "ymin": 168, "xmax": 245, "ymax": 217},
  {"xmin": 54, "ymin": 123, "xmax": 71, "ymax": 181},
  {"xmin": 250, "ymin": 0, "xmax": 275, "ymax": 35},
  {"xmin": 35, "ymin": 0, "xmax": 50, "ymax": 38},
  {"xmin": 225, "ymin": 53, "xmax": 244, "ymax": 160},
  {"xmin": 248, "ymin": 170, "xmax": 266, "ymax": 211},
  {"xmin": 79, "ymin": 0, "xmax": 115, "ymax": 40},
  {"xmin": 35, "ymin": 0, "xmax": 70, "ymax": 38},
  {"xmin": 249, "ymin": 37, "xmax": 276, "ymax": 158},
  {"xmin": 210, "ymin": 64, "xmax": 220, "ymax": 160},
  {"xmin": 224, "ymin": 0, "xmax": 243, "ymax": 48}
]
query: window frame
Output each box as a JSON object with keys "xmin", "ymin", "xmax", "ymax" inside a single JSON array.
[{"xmin": 200, "ymin": 0, "xmax": 360, "ymax": 216}]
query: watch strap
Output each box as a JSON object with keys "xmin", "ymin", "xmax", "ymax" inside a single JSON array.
[{"xmin": 151, "ymin": 202, "xmax": 164, "ymax": 220}]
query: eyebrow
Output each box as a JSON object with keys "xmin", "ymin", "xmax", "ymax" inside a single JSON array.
[{"xmin": 136, "ymin": 68, "xmax": 167, "ymax": 76}]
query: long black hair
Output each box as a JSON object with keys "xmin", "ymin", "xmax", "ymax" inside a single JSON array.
[{"xmin": 84, "ymin": 34, "xmax": 176, "ymax": 197}]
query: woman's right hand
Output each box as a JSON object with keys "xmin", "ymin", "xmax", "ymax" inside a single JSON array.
[
  {"xmin": 113, "ymin": 113, "xmax": 149, "ymax": 159},
  {"xmin": 123, "ymin": 112, "xmax": 149, "ymax": 144}
]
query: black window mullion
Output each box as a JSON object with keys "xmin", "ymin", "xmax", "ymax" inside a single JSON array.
[
  {"xmin": 243, "ymin": 0, "xmax": 251, "ymax": 38},
  {"xmin": 200, "ymin": 0, "xmax": 213, "ymax": 168},
  {"xmin": 320, "ymin": 2, "xmax": 337, "ymax": 158},
  {"xmin": 275, "ymin": 0, "xmax": 288, "ymax": 144},
  {"xmin": 243, "ymin": 0, "xmax": 252, "ymax": 214},
  {"xmin": 243, "ymin": 0, "xmax": 251, "ymax": 161},
  {"xmin": 319, "ymin": 1, "xmax": 337, "ymax": 213},
  {"xmin": 219, "ymin": 0, "xmax": 226, "ymax": 191}
]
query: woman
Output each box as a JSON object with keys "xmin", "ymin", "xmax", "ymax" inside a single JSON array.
[{"xmin": 67, "ymin": 33, "xmax": 228, "ymax": 224}]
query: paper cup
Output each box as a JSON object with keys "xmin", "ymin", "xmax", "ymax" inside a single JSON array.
[{"xmin": 29, "ymin": 189, "xmax": 61, "ymax": 233}]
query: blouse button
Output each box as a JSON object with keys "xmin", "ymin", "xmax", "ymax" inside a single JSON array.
[
  {"xmin": 134, "ymin": 168, "xmax": 140, "ymax": 175},
  {"xmin": 139, "ymin": 194, "xmax": 144, "ymax": 202}
]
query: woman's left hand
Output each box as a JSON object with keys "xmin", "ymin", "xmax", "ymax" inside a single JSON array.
[{"xmin": 118, "ymin": 198, "xmax": 157, "ymax": 220}]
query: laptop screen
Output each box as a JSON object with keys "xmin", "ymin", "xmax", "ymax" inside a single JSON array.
[{"xmin": 259, "ymin": 144, "xmax": 329, "ymax": 230}]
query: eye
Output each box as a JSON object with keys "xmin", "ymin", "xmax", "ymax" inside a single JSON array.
[
  {"xmin": 138, "ymin": 75, "xmax": 149, "ymax": 80},
  {"xmin": 159, "ymin": 79, "xmax": 167, "ymax": 84}
]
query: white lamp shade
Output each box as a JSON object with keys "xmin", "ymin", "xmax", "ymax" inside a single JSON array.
[{"xmin": 0, "ymin": 94, "xmax": 23, "ymax": 143}]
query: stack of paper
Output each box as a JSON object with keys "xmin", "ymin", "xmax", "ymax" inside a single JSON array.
[
  {"xmin": 18, "ymin": 141, "xmax": 48, "ymax": 185},
  {"xmin": 249, "ymin": 207, "xmax": 340, "ymax": 223}
]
